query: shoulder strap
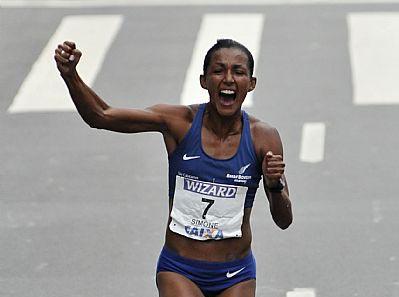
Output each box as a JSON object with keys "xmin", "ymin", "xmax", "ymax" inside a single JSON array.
[
  {"xmin": 190, "ymin": 103, "xmax": 206, "ymax": 136},
  {"xmin": 241, "ymin": 110, "xmax": 259, "ymax": 162}
]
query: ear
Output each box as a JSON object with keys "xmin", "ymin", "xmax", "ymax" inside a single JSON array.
[
  {"xmin": 200, "ymin": 74, "xmax": 207, "ymax": 90},
  {"xmin": 248, "ymin": 76, "xmax": 257, "ymax": 92}
]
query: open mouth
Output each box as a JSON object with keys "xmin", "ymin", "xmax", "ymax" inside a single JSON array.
[{"xmin": 219, "ymin": 89, "xmax": 236, "ymax": 106}]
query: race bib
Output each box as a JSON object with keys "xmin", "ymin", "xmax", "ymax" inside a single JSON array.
[{"xmin": 169, "ymin": 175, "xmax": 248, "ymax": 240}]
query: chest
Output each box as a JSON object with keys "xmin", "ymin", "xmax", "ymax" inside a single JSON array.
[{"xmin": 201, "ymin": 127, "xmax": 242, "ymax": 160}]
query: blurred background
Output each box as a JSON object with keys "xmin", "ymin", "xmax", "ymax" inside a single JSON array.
[{"xmin": 1, "ymin": 1, "xmax": 398, "ymax": 296}]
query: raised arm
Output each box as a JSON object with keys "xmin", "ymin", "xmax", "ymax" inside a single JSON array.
[
  {"xmin": 54, "ymin": 41, "xmax": 168, "ymax": 132},
  {"xmin": 54, "ymin": 41, "xmax": 192, "ymax": 154},
  {"xmin": 253, "ymin": 121, "xmax": 293, "ymax": 230}
]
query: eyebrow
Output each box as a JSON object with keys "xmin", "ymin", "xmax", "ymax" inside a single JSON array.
[{"xmin": 213, "ymin": 62, "xmax": 246, "ymax": 68}]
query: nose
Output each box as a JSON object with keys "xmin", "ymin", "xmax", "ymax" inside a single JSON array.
[{"xmin": 223, "ymin": 70, "xmax": 234, "ymax": 84}]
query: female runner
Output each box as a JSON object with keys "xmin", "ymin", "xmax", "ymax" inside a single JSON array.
[{"xmin": 55, "ymin": 39, "xmax": 292, "ymax": 297}]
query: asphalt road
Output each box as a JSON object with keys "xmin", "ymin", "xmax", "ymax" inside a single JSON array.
[{"xmin": 1, "ymin": 2, "xmax": 399, "ymax": 297}]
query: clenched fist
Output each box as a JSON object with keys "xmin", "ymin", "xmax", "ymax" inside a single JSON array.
[
  {"xmin": 262, "ymin": 151, "xmax": 285, "ymax": 190},
  {"xmin": 54, "ymin": 41, "xmax": 82, "ymax": 77}
]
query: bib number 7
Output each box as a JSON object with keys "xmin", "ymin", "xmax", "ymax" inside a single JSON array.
[{"xmin": 201, "ymin": 198, "xmax": 215, "ymax": 219}]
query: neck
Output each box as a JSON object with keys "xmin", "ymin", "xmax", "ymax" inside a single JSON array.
[{"xmin": 203, "ymin": 103, "xmax": 243, "ymax": 140}]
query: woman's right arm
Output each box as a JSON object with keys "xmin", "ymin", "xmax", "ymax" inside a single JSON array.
[{"xmin": 54, "ymin": 41, "xmax": 188, "ymax": 135}]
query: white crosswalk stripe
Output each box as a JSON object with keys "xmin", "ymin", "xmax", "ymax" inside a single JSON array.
[
  {"xmin": 286, "ymin": 288, "xmax": 316, "ymax": 297},
  {"xmin": 299, "ymin": 123, "xmax": 326, "ymax": 163},
  {"xmin": 8, "ymin": 15, "xmax": 123, "ymax": 113},
  {"xmin": 348, "ymin": 12, "xmax": 399, "ymax": 105}
]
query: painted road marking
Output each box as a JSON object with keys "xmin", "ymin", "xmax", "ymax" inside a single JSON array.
[
  {"xmin": 372, "ymin": 200, "xmax": 383, "ymax": 223},
  {"xmin": 2, "ymin": 0, "xmax": 399, "ymax": 7},
  {"xmin": 348, "ymin": 13, "xmax": 399, "ymax": 105},
  {"xmin": 286, "ymin": 288, "xmax": 316, "ymax": 297},
  {"xmin": 299, "ymin": 123, "xmax": 325, "ymax": 163},
  {"xmin": 8, "ymin": 15, "xmax": 123, "ymax": 113},
  {"xmin": 180, "ymin": 13, "xmax": 264, "ymax": 107}
]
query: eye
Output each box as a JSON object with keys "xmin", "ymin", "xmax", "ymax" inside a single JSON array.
[
  {"xmin": 233, "ymin": 67, "xmax": 248, "ymax": 76},
  {"xmin": 235, "ymin": 70, "xmax": 247, "ymax": 76}
]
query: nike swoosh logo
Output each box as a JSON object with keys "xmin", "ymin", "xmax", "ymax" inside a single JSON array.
[
  {"xmin": 226, "ymin": 267, "xmax": 245, "ymax": 278},
  {"xmin": 183, "ymin": 154, "xmax": 200, "ymax": 161}
]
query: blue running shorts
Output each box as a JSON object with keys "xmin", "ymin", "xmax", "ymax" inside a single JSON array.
[{"xmin": 156, "ymin": 246, "xmax": 256, "ymax": 296}]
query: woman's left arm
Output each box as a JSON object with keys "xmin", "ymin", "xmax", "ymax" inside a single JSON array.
[{"xmin": 253, "ymin": 122, "xmax": 293, "ymax": 229}]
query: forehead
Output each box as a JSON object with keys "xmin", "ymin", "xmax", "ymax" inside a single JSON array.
[{"xmin": 209, "ymin": 47, "xmax": 249, "ymax": 67}]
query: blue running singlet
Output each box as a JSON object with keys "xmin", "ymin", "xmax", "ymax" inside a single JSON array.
[{"xmin": 168, "ymin": 103, "xmax": 262, "ymax": 241}]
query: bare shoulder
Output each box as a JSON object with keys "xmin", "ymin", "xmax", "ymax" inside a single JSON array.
[
  {"xmin": 147, "ymin": 104, "xmax": 200, "ymax": 144},
  {"xmin": 147, "ymin": 103, "xmax": 198, "ymax": 123},
  {"xmin": 247, "ymin": 114, "xmax": 283, "ymax": 161}
]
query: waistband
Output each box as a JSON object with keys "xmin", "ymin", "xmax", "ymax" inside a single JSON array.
[{"xmin": 160, "ymin": 246, "xmax": 254, "ymax": 269}]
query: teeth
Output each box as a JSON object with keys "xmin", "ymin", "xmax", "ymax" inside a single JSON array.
[{"xmin": 220, "ymin": 90, "xmax": 235, "ymax": 95}]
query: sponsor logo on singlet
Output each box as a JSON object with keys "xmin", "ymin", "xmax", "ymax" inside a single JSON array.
[
  {"xmin": 178, "ymin": 171, "xmax": 199, "ymax": 180},
  {"xmin": 226, "ymin": 163, "xmax": 252, "ymax": 184},
  {"xmin": 184, "ymin": 225, "xmax": 224, "ymax": 239},
  {"xmin": 239, "ymin": 163, "xmax": 251, "ymax": 174},
  {"xmin": 183, "ymin": 178, "xmax": 237, "ymax": 198},
  {"xmin": 226, "ymin": 173, "xmax": 252, "ymax": 183}
]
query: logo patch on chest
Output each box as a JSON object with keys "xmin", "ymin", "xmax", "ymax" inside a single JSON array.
[
  {"xmin": 239, "ymin": 163, "xmax": 251, "ymax": 174},
  {"xmin": 226, "ymin": 163, "xmax": 252, "ymax": 184}
]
